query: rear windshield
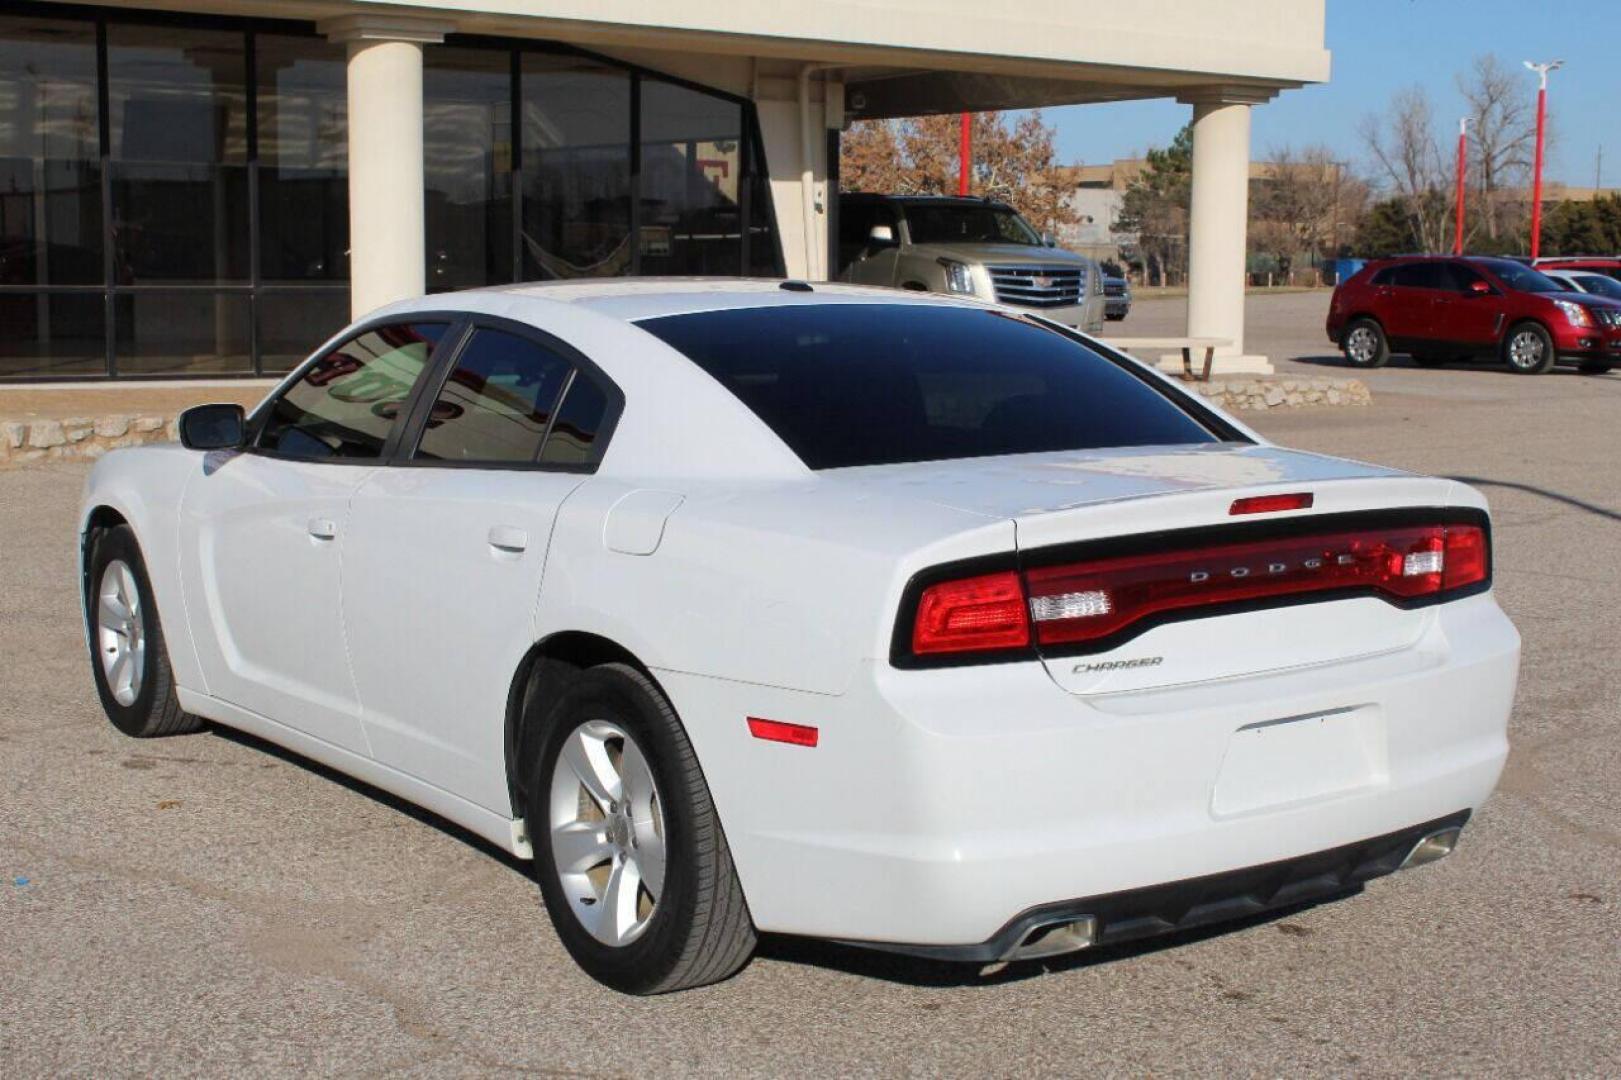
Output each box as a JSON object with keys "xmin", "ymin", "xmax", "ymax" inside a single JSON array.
[{"xmin": 638, "ymin": 304, "xmax": 1224, "ymax": 470}]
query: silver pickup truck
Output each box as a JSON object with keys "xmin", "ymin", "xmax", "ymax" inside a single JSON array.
[{"xmin": 836, "ymin": 193, "xmax": 1105, "ymax": 333}]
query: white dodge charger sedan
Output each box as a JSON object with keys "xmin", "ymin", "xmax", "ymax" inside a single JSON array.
[{"xmin": 79, "ymin": 280, "xmax": 1519, "ymax": 993}]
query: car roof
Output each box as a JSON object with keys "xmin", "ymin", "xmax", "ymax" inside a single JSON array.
[{"xmin": 400, "ymin": 277, "xmax": 994, "ymax": 324}]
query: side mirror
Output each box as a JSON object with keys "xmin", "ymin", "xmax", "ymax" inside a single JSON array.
[
  {"xmin": 1468, "ymin": 280, "xmax": 1491, "ymax": 296},
  {"xmin": 867, "ymin": 223, "xmax": 897, "ymax": 247},
  {"xmin": 1042, "ymin": 232, "xmax": 1058, "ymax": 248},
  {"xmin": 178, "ymin": 403, "xmax": 246, "ymax": 451}
]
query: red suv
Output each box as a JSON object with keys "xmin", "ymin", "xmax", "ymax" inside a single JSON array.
[{"xmin": 1326, "ymin": 255, "xmax": 1621, "ymax": 375}]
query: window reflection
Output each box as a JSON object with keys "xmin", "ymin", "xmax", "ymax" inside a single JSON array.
[
  {"xmin": 639, "ymin": 79, "xmax": 744, "ymax": 275},
  {"xmin": 0, "ymin": 17, "xmax": 102, "ymax": 288},
  {"xmin": 424, "ymin": 47, "xmax": 512, "ymax": 291},
  {"xmin": 521, "ymin": 56, "xmax": 632, "ymax": 279},
  {"xmin": 114, "ymin": 292, "xmax": 252, "ymax": 374},
  {"xmin": 257, "ymin": 35, "xmax": 349, "ymax": 283},
  {"xmin": 107, "ymin": 24, "xmax": 249, "ymax": 284}
]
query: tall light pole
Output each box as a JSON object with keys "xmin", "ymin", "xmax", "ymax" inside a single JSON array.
[
  {"xmin": 1524, "ymin": 59, "xmax": 1563, "ymax": 259},
  {"xmin": 958, "ymin": 112, "xmax": 971, "ymax": 196},
  {"xmin": 1454, "ymin": 117, "xmax": 1472, "ymax": 255}
]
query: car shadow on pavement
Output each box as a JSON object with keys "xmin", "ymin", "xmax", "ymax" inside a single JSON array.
[
  {"xmin": 207, "ymin": 724, "xmax": 536, "ymax": 879},
  {"xmin": 1292, "ymin": 353, "xmax": 1610, "ymax": 376},
  {"xmin": 1447, "ymin": 476, "xmax": 1621, "ymax": 524},
  {"xmin": 752, "ymin": 894, "xmax": 1355, "ymax": 989}
]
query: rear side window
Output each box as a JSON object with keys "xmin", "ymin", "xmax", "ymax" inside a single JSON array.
[
  {"xmin": 639, "ymin": 304, "xmax": 1222, "ymax": 470},
  {"xmin": 539, "ymin": 375, "xmax": 610, "ymax": 466},
  {"xmin": 257, "ymin": 322, "xmax": 447, "ymax": 460},
  {"xmin": 413, "ymin": 329, "xmax": 573, "ymax": 463},
  {"xmin": 1386, "ymin": 263, "xmax": 1445, "ymax": 289}
]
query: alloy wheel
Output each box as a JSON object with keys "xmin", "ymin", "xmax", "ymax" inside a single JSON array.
[
  {"xmin": 96, "ymin": 559, "xmax": 146, "ymax": 707},
  {"xmin": 1346, "ymin": 326, "xmax": 1377, "ymax": 364},
  {"xmin": 549, "ymin": 719, "xmax": 667, "ymax": 947},
  {"xmin": 1508, "ymin": 329, "xmax": 1545, "ymax": 370}
]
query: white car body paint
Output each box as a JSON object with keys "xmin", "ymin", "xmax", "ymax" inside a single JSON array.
[{"xmin": 79, "ymin": 280, "xmax": 1519, "ymax": 950}]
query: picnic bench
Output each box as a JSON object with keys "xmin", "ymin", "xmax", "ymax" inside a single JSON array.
[{"xmin": 1097, "ymin": 336, "xmax": 1233, "ymax": 382}]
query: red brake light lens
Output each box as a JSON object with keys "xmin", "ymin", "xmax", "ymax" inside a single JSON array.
[
  {"xmin": 1230, "ymin": 492, "xmax": 1314, "ymax": 515},
  {"xmin": 902, "ymin": 519, "xmax": 1489, "ymax": 662},
  {"xmin": 1024, "ymin": 523, "xmax": 1484, "ymax": 647},
  {"xmin": 911, "ymin": 570, "xmax": 1030, "ymax": 655}
]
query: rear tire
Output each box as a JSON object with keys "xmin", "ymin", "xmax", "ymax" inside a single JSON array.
[
  {"xmin": 529, "ymin": 663, "xmax": 755, "ymax": 994},
  {"xmin": 1341, "ymin": 318, "xmax": 1389, "ymax": 368},
  {"xmin": 87, "ymin": 526, "xmax": 202, "ymax": 738},
  {"xmin": 1502, "ymin": 322, "xmax": 1555, "ymax": 374}
]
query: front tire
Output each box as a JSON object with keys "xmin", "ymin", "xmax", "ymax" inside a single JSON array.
[
  {"xmin": 87, "ymin": 526, "xmax": 202, "ymax": 738},
  {"xmin": 1579, "ymin": 359, "xmax": 1613, "ymax": 375},
  {"xmin": 529, "ymin": 664, "xmax": 755, "ymax": 994},
  {"xmin": 1503, "ymin": 322, "xmax": 1555, "ymax": 374},
  {"xmin": 1342, "ymin": 318, "xmax": 1389, "ymax": 368}
]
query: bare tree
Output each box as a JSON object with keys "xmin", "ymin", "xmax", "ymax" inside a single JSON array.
[
  {"xmin": 1458, "ymin": 54, "xmax": 1538, "ymax": 241},
  {"xmin": 1251, "ymin": 145, "xmax": 1357, "ymax": 276},
  {"xmin": 1360, "ymin": 86, "xmax": 1451, "ymax": 253}
]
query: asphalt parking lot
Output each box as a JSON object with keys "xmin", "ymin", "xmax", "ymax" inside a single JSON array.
[{"xmin": 4, "ymin": 291, "xmax": 1620, "ymax": 1075}]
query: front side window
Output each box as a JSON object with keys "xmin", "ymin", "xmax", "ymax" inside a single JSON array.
[
  {"xmin": 257, "ymin": 322, "xmax": 447, "ymax": 459},
  {"xmin": 413, "ymin": 329, "xmax": 573, "ymax": 463},
  {"xmin": 903, "ymin": 204, "xmax": 1041, "ymax": 246},
  {"xmin": 640, "ymin": 304, "xmax": 1222, "ymax": 470},
  {"xmin": 1474, "ymin": 258, "xmax": 1560, "ymax": 294}
]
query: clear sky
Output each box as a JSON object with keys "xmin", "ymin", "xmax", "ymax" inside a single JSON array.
[{"xmin": 1044, "ymin": 0, "xmax": 1619, "ymax": 187}]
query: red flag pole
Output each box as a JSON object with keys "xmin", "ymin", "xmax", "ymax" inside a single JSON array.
[
  {"xmin": 959, "ymin": 112, "xmax": 971, "ymax": 196},
  {"xmin": 1524, "ymin": 60, "xmax": 1562, "ymax": 259},
  {"xmin": 1454, "ymin": 118, "xmax": 1470, "ymax": 255}
]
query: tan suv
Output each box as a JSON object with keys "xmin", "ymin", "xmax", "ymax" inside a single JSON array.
[{"xmin": 837, "ymin": 193, "xmax": 1106, "ymax": 333}]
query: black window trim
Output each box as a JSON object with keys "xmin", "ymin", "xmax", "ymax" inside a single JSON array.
[
  {"xmin": 243, "ymin": 311, "xmax": 469, "ymax": 464},
  {"xmin": 387, "ymin": 312, "xmax": 625, "ymax": 475}
]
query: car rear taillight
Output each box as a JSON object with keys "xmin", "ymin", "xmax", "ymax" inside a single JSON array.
[
  {"xmin": 911, "ymin": 570, "xmax": 1030, "ymax": 655},
  {"xmin": 901, "ymin": 517, "xmax": 1489, "ymax": 662}
]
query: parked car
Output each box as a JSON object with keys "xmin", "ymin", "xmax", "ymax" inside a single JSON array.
[
  {"xmin": 1327, "ymin": 254, "xmax": 1621, "ymax": 374},
  {"xmin": 82, "ymin": 280, "xmax": 1518, "ymax": 993},
  {"xmin": 1541, "ymin": 268, "xmax": 1621, "ymax": 301},
  {"xmin": 838, "ymin": 193, "xmax": 1106, "ymax": 332},
  {"xmin": 1103, "ymin": 274, "xmax": 1132, "ymax": 320},
  {"xmin": 1531, "ymin": 255, "xmax": 1621, "ymax": 282}
]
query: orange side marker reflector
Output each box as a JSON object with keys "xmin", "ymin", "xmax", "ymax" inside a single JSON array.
[{"xmin": 747, "ymin": 717, "xmax": 819, "ymax": 748}]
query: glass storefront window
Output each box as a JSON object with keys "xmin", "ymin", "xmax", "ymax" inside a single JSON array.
[
  {"xmin": 425, "ymin": 47, "xmax": 513, "ymax": 291},
  {"xmin": 112, "ymin": 291, "xmax": 252, "ymax": 374},
  {"xmin": 0, "ymin": 293, "xmax": 106, "ymax": 377},
  {"xmin": 639, "ymin": 79, "xmax": 744, "ymax": 276},
  {"xmin": 0, "ymin": 13, "xmax": 781, "ymax": 380},
  {"xmin": 107, "ymin": 24, "xmax": 250, "ymax": 285},
  {"xmin": 0, "ymin": 17, "xmax": 102, "ymax": 288},
  {"xmin": 520, "ymin": 55, "xmax": 632, "ymax": 280},
  {"xmin": 257, "ymin": 34, "xmax": 349, "ymax": 284}
]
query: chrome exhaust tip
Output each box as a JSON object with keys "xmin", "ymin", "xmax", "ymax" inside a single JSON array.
[
  {"xmin": 1003, "ymin": 914, "xmax": 1098, "ymax": 962},
  {"xmin": 1400, "ymin": 826, "xmax": 1462, "ymax": 870}
]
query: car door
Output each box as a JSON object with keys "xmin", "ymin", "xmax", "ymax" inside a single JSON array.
[
  {"xmin": 340, "ymin": 320, "xmax": 619, "ymax": 810},
  {"xmin": 1377, "ymin": 261, "xmax": 1445, "ymax": 345},
  {"xmin": 177, "ymin": 319, "xmax": 454, "ymax": 753},
  {"xmin": 1433, "ymin": 262, "xmax": 1502, "ymax": 349}
]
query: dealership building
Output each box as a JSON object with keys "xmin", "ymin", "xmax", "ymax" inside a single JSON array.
[{"xmin": 0, "ymin": 1, "xmax": 1329, "ymax": 380}]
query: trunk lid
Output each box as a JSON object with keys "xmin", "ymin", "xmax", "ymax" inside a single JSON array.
[{"xmin": 837, "ymin": 444, "xmax": 1476, "ymax": 694}]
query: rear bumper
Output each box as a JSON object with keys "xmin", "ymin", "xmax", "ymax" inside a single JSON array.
[
  {"xmin": 850, "ymin": 810, "xmax": 1470, "ymax": 962},
  {"xmin": 661, "ymin": 592, "xmax": 1518, "ymax": 948}
]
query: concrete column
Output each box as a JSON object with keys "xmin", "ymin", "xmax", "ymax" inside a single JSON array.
[
  {"xmin": 1178, "ymin": 87, "xmax": 1276, "ymax": 374},
  {"xmin": 320, "ymin": 16, "xmax": 453, "ymax": 319}
]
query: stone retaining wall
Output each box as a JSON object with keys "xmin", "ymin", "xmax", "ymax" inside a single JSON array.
[
  {"xmin": 1, "ymin": 374, "xmax": 1371, "ymax": 468},
  {"xmin": 1, "ymin": 415, "xmax": 179, "ymax": 468},
  {"xmin": 1186, "ymin": 375, "xmax": 1370, "ymax": 411}
]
